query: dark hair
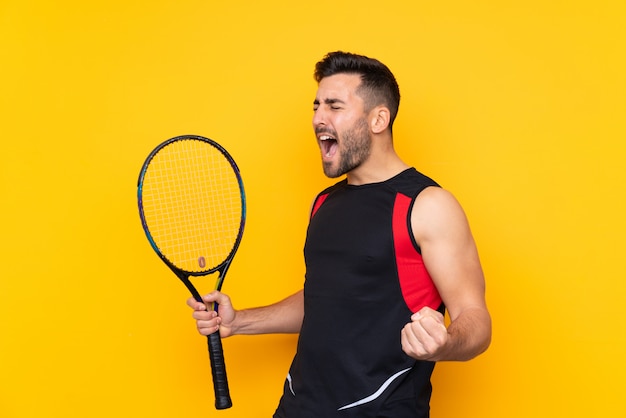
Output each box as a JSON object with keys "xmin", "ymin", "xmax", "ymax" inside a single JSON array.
[{"xmin": 314, "ymin": 51, "xmax": 401, "ymax": 128}]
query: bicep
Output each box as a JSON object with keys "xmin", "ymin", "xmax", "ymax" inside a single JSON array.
[{"xmin": 411, "ymin": 187, "xmax": 487, "ymax": 322}]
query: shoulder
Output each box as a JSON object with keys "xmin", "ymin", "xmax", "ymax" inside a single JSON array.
[
  {"xmin": 318, "ymin": 178, "xmax": 348, "ymax": 196},
  {"xmin": 389, "ymin": 168, "xmax": 439, "ymax": 196},
  {"xmin": 411, "ymin": 187, "xmax": 471, "ymax": 244},
  {"xmin": 413, "ymin": 186, "xmax": 462, "ymax": 213},
  {"xmin": 309, "ymin": 178, "xmax": 348, "ymax": 217}
]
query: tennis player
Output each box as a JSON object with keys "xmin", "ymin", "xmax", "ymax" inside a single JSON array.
[{"xmin": 189, "ymin": 51, "xmax": 492, "ymax": 418}]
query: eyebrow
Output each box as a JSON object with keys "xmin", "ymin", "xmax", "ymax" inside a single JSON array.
[{"xmin": 313, "ymin": 98, "xmax": 346, "ymax": 106}]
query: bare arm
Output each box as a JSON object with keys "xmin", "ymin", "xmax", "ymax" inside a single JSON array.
[
  {"xmin": 188, "ymin": 290, "xmax": 304, "ymax": 338},
  {"xmin": 229, "ymin": 290, "xmax": 304, "ymax": 335},
  {"xmin": 189, "ymin": 201, "xmax": 314, "ymax": 339},
  {"xmin": 401, "ymin": 186, "xmax": 492, "ymax": 361}
]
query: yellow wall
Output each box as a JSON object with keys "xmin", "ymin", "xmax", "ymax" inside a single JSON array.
[{"xmin": 1, "ymin": 1, "xmax": 624, "ymax": 417}]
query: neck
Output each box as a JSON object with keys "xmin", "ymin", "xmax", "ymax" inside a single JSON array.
[{"xmin": 346, "ymin": 147, "xmax": 409, "ymax": 185}]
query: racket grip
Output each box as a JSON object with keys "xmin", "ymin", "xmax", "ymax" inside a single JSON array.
[{"xmin": 207, "ymin": 331, "xmax": 233, "ymax": 409}]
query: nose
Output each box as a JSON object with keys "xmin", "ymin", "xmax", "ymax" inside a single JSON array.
[{"xmin": 312, "ymin": 107, "xmax": 326, "ymax": 129}]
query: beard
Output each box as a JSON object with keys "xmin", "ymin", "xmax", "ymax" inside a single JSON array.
[{"xmin": 322, "ymin": 117, "xmax": 371, "ymax": 178}]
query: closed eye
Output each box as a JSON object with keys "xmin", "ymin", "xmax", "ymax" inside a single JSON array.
[
  {"xmin": 313, "ymin": 98, "xmax": 345, "ymax": 111},
  {"xmin": 326, "ymin": 98, "xmax": 344, "ymax": 110}
]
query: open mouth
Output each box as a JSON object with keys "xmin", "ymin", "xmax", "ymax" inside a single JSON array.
[{"xmin": 319, "ymin": 134, "xmax": 338, "ymax": 158}]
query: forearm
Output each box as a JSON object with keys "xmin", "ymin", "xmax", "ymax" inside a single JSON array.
[
  {"xmin": 440, "ymin": 306, "xmax": 491, "ymax": 361},
  {"xmin": 231, "ymin": 290, "xmax": 304, "ymax": 335}
]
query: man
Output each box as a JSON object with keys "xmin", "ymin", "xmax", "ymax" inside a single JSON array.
[{"xmin": 188, "ymin": 51, "xmax": 491, "ymax": 417}]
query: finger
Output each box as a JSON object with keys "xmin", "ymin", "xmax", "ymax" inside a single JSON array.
[
  {"xmin": 401, "ymin": 324, "xmax": 427, "ymax": 357},
  {"xmin": 186, "ymin": 296, "xmax": 209, "ymax": 311},
  {"xmin": 203, "ymin": 292, "xmax": 235, "ymax": 318},
  {"xmin": 202, "ymin": 290, "xmax": 231, "ymax": 306},
  {"xmin": 192, "ymin": 310, "xmax": 217, "ymax": 321},
  {"xmin": 411, "ymin": 317, "xmax": 448, "ymax": 357},
  {"xmin": 408, "ymin": 319, "xmax": 431, "ymax": 344},
  {"xmin": 197, "ymin": 322, "xmax": 220, "ymax": 336},
  {"xmin": 412, "ymin": 306, "xmax": 444, "ymax": 323},
  {"xmin": 418, "ymin": 317, "xmax": 448, "ymax": 348},
  {"xmin": 408, "ymin": 315, "xmax": 447, "ymax": 350},
  {"xmin": 409, "ymin": 310, "xmax": 447, "ymax": 339},
  {"xmin": 195, "ymin": 312, "xmax": 221, "ymax": 335}
]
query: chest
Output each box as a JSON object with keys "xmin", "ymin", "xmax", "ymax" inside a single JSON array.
[{"xmin": 303, "ymin": 188, "xmax": 402, "ymax": 298}]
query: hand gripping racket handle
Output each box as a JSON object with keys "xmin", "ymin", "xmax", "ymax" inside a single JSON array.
[
  {"xmin": 207, "ymin": 331, "xmax": 233, "ymax": 409},
  {"xmin": 186, "ymin": 284, "xmax": 233, "ymax": 410}
]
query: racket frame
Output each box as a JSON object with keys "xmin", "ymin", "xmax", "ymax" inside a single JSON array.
[{"xmin": 137, "ymin": 134, "xmax": 246, "ymax": 410}]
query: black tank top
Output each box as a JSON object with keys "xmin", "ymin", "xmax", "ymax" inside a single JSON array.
[{"xmin": 274, "ymin": 168, "xmax": 444, "ymax": 418}]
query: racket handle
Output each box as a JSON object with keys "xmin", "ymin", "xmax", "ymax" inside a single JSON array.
[{"xmin": 207, "ymin": 332, "xmax": 233, "ymax": 409}]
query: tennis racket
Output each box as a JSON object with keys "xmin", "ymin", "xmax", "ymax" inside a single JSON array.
[{"xmin": 137, "ymin": 134, "xmax": 246, "ymax": 410}]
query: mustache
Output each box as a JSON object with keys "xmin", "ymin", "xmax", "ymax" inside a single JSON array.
[{"xmin": 315, "ymin": 127, "xmax": 338, "ymax": 137}]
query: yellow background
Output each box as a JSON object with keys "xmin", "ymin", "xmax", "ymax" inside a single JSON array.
[{"xmin": 1, "ymin": 1, "xmax": 624, "ymax": 417}]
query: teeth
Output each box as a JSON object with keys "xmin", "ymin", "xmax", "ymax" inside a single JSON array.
[{"xmin": 320, "ymin": 135, "xmax": 332, "ymax": 141}]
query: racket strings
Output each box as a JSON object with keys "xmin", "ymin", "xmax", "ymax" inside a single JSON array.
[{"xmin": 141, "ymin": 139, "xmax": 243, "ymax": 272}]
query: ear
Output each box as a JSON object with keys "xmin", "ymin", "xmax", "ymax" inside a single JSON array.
[{"xmin": 369, "ymin": 106, "xmax": 391, "ymax": 134}]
